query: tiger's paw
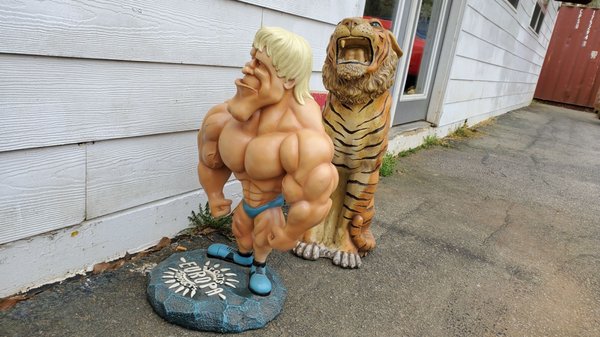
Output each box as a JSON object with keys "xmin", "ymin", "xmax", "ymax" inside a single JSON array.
[
  {"xmin": 293, "ymin": 242, "xmax": 323, "ymax": 260},
  {"xmin": 332, "ymin": 250, "xmax": 362, "ymax": 269}
]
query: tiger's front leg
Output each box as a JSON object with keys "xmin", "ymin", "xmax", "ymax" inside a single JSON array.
[
  {"xmin": 293, "ymin": 167, "xmax": 379, "ymax": 268},
  {"xmin": 336, "ymin": 168, "xmax": 379, "ymax": 262}
]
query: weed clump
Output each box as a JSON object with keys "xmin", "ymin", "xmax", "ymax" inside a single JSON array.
[
  {"xmin": 398, "ymin": 147, "xmax": 418, "ymax": 157},
  {"xmin": 422, "ymin": 134, "xmax": 447, "ymax": 148},
  {"xmin": 379, "ymin": 153, "xmax": 397, "ymax": 177},
  {"xmin": 397, "ymin": 134, "xmax": 447, "ymax": 159},
  {"xmin": 185, "ymin": 202, "xmax": 233, "ymax": 238},
  {"xmin": 397, "ymin": 119, "xmax": 491, "ymax": 159},
  {"xmin": 449, "ymin": 123, "xmax": 477, "ymax": 139}
]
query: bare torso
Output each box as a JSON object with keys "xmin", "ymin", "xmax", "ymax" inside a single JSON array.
[
  {"xmin": 217, "ymin": 100, "xmax": 322, "ymax": 207},
  {"xmin": 198, "ymin": 29, "xmax": 338, "ymax": 263}
]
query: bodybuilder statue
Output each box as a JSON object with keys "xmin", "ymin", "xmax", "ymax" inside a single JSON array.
[{"xmin": 197, "ymin": 27, "xmax": 338, "ymax": 296}]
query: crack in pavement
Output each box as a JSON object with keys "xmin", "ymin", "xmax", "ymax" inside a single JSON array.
[{"xmin": 482, "ymin": 202, "xmax": 515, "ymax": 246}]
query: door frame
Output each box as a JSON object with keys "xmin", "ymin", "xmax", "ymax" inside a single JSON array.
[{"xmin": 388, "ymin": 0, "xmax": 468, "ymax": 127}]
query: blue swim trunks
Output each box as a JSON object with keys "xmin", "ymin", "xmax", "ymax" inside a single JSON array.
[{"xmin": 242, "ymin": 194, "xmax": 285, "ymax": 219}]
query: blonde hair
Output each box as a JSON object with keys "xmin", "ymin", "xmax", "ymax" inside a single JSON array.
[{"xmin": 253, "ymin": 27, "xmax": 313, "ymax": 105}]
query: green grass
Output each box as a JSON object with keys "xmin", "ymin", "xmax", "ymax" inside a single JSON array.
[
  {"xmin": 398, "ymin": 147, "xmax": 418, "ymax": 157},
  {"xmin": 396, "ymin": 134, "xmax": 448, "ymax": 160},
  {"xmin": 184, "ymin": 202, "xmax": 233, "ymax": 238},
  {"xmin": 422, "ymin": 134, "xmax": 447, "ymax": 148},
  {"xmin": 379, "ymin": 153, "xmax": 397, "ymax": 177},
  {"xmin": 448, "ymin": 123, "xmax": 477, "ymax": 139},
  {"xmin": 398, "ymin": 122, "xmax": 486, "ymax": 160}
]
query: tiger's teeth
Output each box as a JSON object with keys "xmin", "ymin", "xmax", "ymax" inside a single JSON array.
[{"xmin": 341, "ymin": 40, "xmax": 346, "ymax": 48}]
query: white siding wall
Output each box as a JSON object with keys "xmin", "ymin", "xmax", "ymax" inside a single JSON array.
[
  {"xmin": 438, "ymin": 0, "xmax": 559, "ymax": 126},
  {"xmin": 0, "ymin": 0, "xmax": 364, "ymax": 297}
]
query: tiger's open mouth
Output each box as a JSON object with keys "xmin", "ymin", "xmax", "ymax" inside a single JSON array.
[{"xmin": 337, "ymin": 37, "xmax": 373, "ymax": 66}]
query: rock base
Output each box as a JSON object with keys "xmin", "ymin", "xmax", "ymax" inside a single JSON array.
[{"xmin": 147, "ymin": 249, "xmax": 286, "ymax": 333}]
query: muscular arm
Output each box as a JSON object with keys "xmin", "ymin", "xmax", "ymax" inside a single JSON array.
[
  {"xmin": 268, "ymin": 129, "xmax": 339, "ymax": 250},
  {"xmin": 197, "ymin": 103, "xmax": 233, "ymax": 217}
]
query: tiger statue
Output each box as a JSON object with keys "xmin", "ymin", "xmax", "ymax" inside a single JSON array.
[{"xmin": 293, "ymin": 17, "xmax": 402, "ymax": 268}]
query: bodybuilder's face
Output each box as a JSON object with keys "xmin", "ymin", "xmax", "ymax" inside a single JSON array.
[{"xmin": 227, "ymin": 48, "xmax": 289, "ymax": 122}]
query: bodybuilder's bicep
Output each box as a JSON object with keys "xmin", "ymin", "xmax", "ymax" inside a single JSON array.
[{"xmin": 280, "ymin": 130, "xmax": 337, "ymax": 202}]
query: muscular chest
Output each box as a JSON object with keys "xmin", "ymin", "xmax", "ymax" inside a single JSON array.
[{"xmin": 219, "ymin": 121, "xmax": 287, "ymax": 179}]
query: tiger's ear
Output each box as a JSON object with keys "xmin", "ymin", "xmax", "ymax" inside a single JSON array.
[{"xmin": 387, "ymin": 31, "xmax": 403, "ymax": 58}]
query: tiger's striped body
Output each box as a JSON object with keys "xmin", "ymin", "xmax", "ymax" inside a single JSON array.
[
  {"xmin": 322, "ymin": 92, "xmax": 391, "ymax": 250},
  {"xmin": 293, "ymin": 17, "xmax": 401, "ymax": 268}
]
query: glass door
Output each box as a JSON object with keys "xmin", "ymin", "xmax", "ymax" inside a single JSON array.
[{"xmin": 392, "ymin": 0, "xmax": 451, "ymax": 125}]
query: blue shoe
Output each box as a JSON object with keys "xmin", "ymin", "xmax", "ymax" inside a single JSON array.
[
  {"xmin": 249, "ymin": 265, "xmax": 272, "ymax": 296},
  {"xmin": 206, "ymin": 243, "xmax": 253, "ymax": 267}
]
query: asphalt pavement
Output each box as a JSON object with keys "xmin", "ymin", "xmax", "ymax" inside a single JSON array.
[{"xmin": 1, "ymin": 102, "xmax": 599, "ymax": 337}]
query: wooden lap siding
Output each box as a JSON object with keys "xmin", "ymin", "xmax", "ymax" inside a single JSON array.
[{"xmin": 438, "ymin": 0, "xmax": 558, "ymax": 126}]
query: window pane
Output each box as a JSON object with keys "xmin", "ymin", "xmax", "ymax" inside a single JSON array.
[
  {"xmin": 536, "ymin": 12, "xmax": 545, "ymax": 33},
  {"xmin": 507, "ymin": 0, "xmax": 519, "ymax": 9},
  {"xmin": 405, "ymin": 0, "xmax": 443, "ymax": 95},
  {"xmin": 530, "ymin": 3, "xmax": 542, "ymax": 33},
  {"xmin": 530, "ymin": 4, "xmax": 539, "ymax": 28}
]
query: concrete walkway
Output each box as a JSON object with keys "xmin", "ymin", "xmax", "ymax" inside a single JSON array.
[{"xmin": 2, "ymin": 103, "xmax": 599, "ymax": 336}]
